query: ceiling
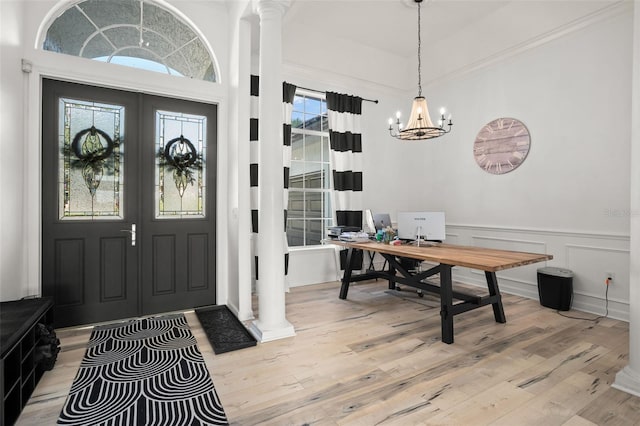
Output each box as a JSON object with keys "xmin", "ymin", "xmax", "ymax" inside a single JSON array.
[
  {"xmin": 280, "ymin": 0, "xmax": 625, "ymax": 84},
  {"xmin": 284, "ymin": 0, "xmax": 510, "ymax": 58}
]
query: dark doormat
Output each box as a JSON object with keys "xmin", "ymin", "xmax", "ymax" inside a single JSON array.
[{"xmin": 195, "ymin": 305, "xmax": 257, "ymax": 354}]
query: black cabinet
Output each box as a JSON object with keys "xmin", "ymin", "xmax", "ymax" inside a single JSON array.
[{"xmin": 1, "ymin": 298, "xmax": 56, "ymax": 426}]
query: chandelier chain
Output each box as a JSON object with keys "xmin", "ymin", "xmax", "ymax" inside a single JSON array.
[{"xmin": 417, "ymin": 0, "xmax": 422, "ymax": 97}]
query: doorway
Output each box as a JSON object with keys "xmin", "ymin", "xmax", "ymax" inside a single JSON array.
[{"xmin": 42, "ymin": 79, "xmax": 217, "ymax": 327}]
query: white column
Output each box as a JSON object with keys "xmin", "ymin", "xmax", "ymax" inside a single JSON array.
[
  {"xmin": 613, "ymin": 0, "xmax": 640, "ymax": 397},
  {"xmin": 248, "ymin": 0, "xmax": 295, "ymax": 342},
  {"xmin": 227, "ymin": 3, "xmax": 254, "ymax": 321},
  {"xmin": 236, "ymin": 17, "xmax": 255, "ymax": 322}
]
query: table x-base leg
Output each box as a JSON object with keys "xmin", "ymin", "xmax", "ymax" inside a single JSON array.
[{"xmin": 338, "ymin": 248, "xmax": 507, "ymax": 344}]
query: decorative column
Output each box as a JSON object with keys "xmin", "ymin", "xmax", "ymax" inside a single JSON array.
[
  {"xmin": 613, "ymin": 1, "xmax": 640, "ymax": 397},
  {"xmin": 229, "ymin": 7, "xmax": 254, "ymax": 321},
  {"xmin": 248, "ymin": 0, "xmax": 295, "ymax": 342}
]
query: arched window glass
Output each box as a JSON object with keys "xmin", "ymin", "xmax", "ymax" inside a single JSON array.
[{"xmin": 43, "ymin": 0, "xmax": 217, "ymax": 82}]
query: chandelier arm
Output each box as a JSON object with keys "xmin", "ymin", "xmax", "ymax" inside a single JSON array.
[{"xmin": 389, "ymin": 122, "xmax": 453, "ymax": 141}]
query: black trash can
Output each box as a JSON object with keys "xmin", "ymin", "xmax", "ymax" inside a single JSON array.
[{"xmin": 537, "ymin": 267, "xmax": 573, "ymax": 311}]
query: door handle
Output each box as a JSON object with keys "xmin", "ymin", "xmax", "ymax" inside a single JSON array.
[{"xmin": 120, "ymin": 224, "xmax": 136, "ymax": 246}]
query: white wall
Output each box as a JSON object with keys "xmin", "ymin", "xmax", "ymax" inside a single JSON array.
[
  {"xmin": 0, "ymin": 1, "xmax": 27, "ymax": 301},
  {"xmin": 425, "ymin": 7, "xmax": 632, "ymax": 320},
  {"xmin": 422, "ymin": 10, "xmax": 632, "ymax": 233},
  {"xmin": 284, "ymin": 5, "xmax": 634, "ymax": 321}
]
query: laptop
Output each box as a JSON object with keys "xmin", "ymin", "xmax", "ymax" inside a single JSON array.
[{"xmin": 372, "ymin": 213, "xmax": 392, "ymax": 231}]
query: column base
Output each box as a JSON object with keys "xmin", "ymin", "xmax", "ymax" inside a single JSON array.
[
  {"xmin": 248, "ymin": 319, "xmax": 296, "ymax": 343},
  {"xmin": 224, "ymin": 302, "xmax": 255, "ymax": 322},
  {"xmin": 613, "ymin": 365, "xmax": 640, "ymax": 398}
]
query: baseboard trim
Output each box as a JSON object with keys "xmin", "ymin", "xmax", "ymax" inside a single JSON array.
[{"xmin": 613, "ymin": 366, "xmax": 640, "ymax": 398}]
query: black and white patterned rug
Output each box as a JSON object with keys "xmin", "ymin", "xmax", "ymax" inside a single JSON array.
[{"xmin": 58, "ymin": 313, "xmax": 228, "ymax": 425}]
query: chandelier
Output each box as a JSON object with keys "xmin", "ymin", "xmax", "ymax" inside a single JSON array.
[{"xmin": 388, "ymin": 0, "xmax": 453, "ymax": 140}]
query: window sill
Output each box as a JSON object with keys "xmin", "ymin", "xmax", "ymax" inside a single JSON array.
[{"xmin": 288, "ymin": 244, "xmax": 336, "ymax": 253}]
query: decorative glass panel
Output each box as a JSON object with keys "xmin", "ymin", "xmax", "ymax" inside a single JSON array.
[
  {"xmin": 58, "ymin": 98, "xmax": 124, "ymax": 220},
  {"xmin": 155, "ymin": 110, "xmax": 206, "ymax": 219},
  {"xmin": 43, "ymin": 0, "xmax": 217, "ymax": 82}
]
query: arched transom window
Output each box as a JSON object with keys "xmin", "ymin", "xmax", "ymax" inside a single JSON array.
[{"xmin": 43, "ymin": 0, "xmax": 217, "ymax": 82}]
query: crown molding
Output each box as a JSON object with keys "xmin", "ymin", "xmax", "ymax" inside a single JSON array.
[
  {"xmin": 252, "ymin": 0, "xmax": 292, "ymax": 17},
  {"xmin": 282, "ymin": 61, "xmax": 410, "ymax": 100}
]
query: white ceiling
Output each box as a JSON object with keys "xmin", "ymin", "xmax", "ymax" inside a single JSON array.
[
  {"xmin": 284, "ymin": 0, "xmax": 510, "ymax": 58},
  {"xmin": 280, "ymin": 0, "xmax": 624, "ymax": 84}
]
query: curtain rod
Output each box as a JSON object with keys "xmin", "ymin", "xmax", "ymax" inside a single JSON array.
[{"xmin": 296, "ymin": 85, "xmax": 378, "ymax": 104}]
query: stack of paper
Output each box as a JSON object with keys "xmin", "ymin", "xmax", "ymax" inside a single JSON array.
[{"xmin": 338, "ymin": 232, "xmax": 370, "ymax": 242}]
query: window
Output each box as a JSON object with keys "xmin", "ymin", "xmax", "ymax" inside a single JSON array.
[
  {"xmin": 43, "ymin": 0, "xmax": 217, "ymax": 82},
  {"xmin": 287, "ymin": 92, "xmax": 333, "ymax": 247}
]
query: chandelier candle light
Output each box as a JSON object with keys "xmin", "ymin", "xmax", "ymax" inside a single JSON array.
[{"xmin": 389, "ymin": 0, "xmax": 453, "ymax": 140}]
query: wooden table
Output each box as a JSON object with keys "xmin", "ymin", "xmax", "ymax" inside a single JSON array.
[{"xmin": 329, "ymin": 240, "xmax": 553, "ymax": 344}]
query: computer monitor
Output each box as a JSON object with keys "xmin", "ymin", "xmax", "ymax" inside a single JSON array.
[
  {"xmin": 372, "ymin": 213, "xmax": 392, "ymax": 231},
  {"xmin": 397, "ymin": 211, "xmax": 446, "ymax": 241}
]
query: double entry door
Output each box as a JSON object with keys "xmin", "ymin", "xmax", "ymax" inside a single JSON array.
[{"xmin": 42, "ymin": 79, "xmax": 217, "ymax": 327}]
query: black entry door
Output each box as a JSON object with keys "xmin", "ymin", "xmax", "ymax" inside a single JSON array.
[{"xmin": 42, "ymin": 79, "xmax": 217, "ymax": 327}]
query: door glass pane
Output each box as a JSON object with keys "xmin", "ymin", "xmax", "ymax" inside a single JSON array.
[
  {"xmin": 155, "ymin": 110, "xmax": 207, "ymax": 219},
  {"xmin": 58, "ymin": 98, "xmax": 124, "ymax": 220}
]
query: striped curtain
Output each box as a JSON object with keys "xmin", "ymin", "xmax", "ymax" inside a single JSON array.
[
  {"xmin": 249, "ymin": 74, "xmax": 296, "ymax": 283},
  {"xmin": 249, "ymin": 75, "xmax": 259, "ymax": 282},
  {"xmin": 282, "ymin": 82, "xmax": 297, "ymax": 279},
  {"xmin": 326, "ymin": 92, "xmax": 363, "ymax": 228}
]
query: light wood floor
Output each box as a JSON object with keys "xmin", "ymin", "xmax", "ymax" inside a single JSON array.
[{"xmin": 17, "ymin": 279, "xmax": 640, "ymax": 425}]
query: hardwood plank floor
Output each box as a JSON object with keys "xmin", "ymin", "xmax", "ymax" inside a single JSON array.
[{"xmin": 17, "ymin": 279, "xmax": 640, "ymax": 425}]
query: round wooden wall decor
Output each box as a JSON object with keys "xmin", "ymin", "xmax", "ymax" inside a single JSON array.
[{"xmin": 473, "ymin": 117, "xmax": 531, "ymax": 175}]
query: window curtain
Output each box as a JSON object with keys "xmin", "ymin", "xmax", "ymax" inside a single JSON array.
[
  {"xmin": 326, "ymin": 92, "xmax": 363, "ymax": 228},
  {"xmin": 282, "ymin": 82, "xmax": 297, "ymax": 280},
  {"xmin": 249, "ymin": 74, "xmax": 296, "ymax": 283},
  {"xmin": 249, "ymin": 75, "xmax": 260, "ymax": 282}
]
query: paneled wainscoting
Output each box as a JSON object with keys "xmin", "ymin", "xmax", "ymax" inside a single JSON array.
[{"xmin": 18, "ymin": 279, "xmax": 640, "ymax": 425}]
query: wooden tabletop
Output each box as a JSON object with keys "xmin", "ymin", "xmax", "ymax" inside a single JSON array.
[{"xmin": 328, "ymin": 240, "xmax": 553, "ymax": 272}]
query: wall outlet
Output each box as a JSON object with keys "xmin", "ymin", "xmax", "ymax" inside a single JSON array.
[{"xmin": 605, "ymin": 271, "xmax": 616, "ymax": 284}]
